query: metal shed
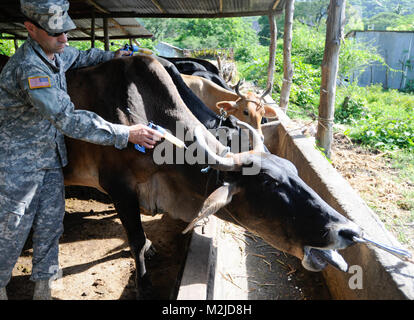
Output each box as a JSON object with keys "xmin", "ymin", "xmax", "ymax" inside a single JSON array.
[{"xmin": 0, "ymin": 0, "xmax": 286, "ymax": 41}]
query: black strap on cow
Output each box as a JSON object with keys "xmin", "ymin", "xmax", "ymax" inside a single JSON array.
[{"xmin": 201, "ymin": 146, "xmax": 230, "ymax": 198}]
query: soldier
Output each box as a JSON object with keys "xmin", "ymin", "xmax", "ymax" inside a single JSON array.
[{"xmin": 0, "ymin": 0, "xmax": 162, "ymax": 300}]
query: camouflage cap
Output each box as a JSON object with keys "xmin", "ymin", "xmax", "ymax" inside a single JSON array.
[{"xmin": 21, "ymin": 0, "xmax": 76, "ymax": 34}]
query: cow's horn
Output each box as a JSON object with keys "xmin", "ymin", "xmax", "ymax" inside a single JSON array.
[
  {"xmin": 194, "ymin": 126, "xmax": 259, "ymax": 171},
  {"xmin": 182, "ymin": 183, "xmax": 240, "ymax": 234},
  {"xmin": 235, "ymin": 80, "xmax": 247, "ymax": 100},
  {"xmin": 194, "ymin": 126, "xmax": 239, "ymax": 171},
  {"xmin": 234, "ymin": 119, "xmax": 265, "ymax": 152}
]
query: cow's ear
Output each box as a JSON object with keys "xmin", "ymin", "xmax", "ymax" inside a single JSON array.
[
  {"xmin": 216, "ymin": 101, "xmax": 238, "ymax": 113},
  {"xmin": 263, "ymin": 105, "xmax": 278, "ymax": 119},
  {"xmin": 182, "ymin": 183, "xmax": 240, "ymax": 234}
]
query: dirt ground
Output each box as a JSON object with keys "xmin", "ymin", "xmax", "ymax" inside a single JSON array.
[
  {"xmin": 290, "ymin": 119, "xmax": 414, "ymax": 257},
  {"xmin": 7, "ymin": 187, "xmax": 189, "ymax": 300},
  {"xmin": 330, "ymin": 130, "xmax": 414, "ymax": 257}
]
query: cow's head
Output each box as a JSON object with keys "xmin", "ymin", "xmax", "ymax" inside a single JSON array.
[
  {"xmin": 215, "ymin": 82, "xmax": 277, "ymax": 138},
  {"xmin": 184, "ymin": 125, "xmax": 362, "ymax": 272}
]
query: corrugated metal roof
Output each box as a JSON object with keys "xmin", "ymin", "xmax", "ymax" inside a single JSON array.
[{"xmin": 0, "ymin": 0, "xmax": 285, "ymax": 40}]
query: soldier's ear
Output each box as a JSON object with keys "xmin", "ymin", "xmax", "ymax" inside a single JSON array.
[{"xmin": 24, "ymin": 21, "xmax": 36, "ymax": 35}]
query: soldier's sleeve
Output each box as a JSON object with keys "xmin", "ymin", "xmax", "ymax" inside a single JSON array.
[
  {"xmin": 18, "ymin": 65, "xmax": 130, "ymax": 149},
  {"xmin": 62, "ymin": 45, "xmax": 116, "ymax": 72}
]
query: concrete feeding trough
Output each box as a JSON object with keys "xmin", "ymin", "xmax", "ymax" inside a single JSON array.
[{"xmin": 177, "ymin": 107, "xmax": 414, "ymax": 300}]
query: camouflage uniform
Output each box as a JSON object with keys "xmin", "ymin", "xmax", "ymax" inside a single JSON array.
[{"xmin": 0, "ymin": 0, "xmax": 130, "ymax": 288}]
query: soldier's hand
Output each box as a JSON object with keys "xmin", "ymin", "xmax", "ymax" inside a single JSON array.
[
  {"xmin": 128, "ymin": 124, "xmax": 163, "ymax": 148},
  {"xmin": 114, "ymin": 49, "xmax": 132, "ymax": 58}
]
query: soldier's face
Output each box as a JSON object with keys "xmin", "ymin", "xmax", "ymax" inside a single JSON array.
[
  {"xmin": 35, "ymin": 28, "xmax": 68, "ymax": 55},
  {"xmin": 25, "ymin": 21, "xmax": 68, "ymax": 58}
]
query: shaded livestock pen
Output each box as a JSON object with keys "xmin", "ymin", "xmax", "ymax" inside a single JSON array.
[{"xmin": 2, "ymin": 0, "xmax": 413, "ymax": 301}]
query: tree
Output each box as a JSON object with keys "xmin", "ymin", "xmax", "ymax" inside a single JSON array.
[
  {"xmin": 294, "ymin": 0, "xmax": 329, "ymax": 29},
  {"xmin": 316, "ymin": 0, "xmax": 347, "ymax": 158}
]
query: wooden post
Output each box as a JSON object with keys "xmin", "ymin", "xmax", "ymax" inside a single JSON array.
[
  {"xmin": 91, "ymin": 8, "xmax": 95, "ymax": 48},
  {"xmin": 266, "ymin": 12, "xmax": 277, "ymax": 93},
  {"xmin": 103, "ymin": 17, "xmax": 109, "ymax": 51},
  {"xmin": 279, "ymin": 0, "xmax": 295, "ymax": 113},
  {"xmin": 316, "ymin": 0, "xmax": 346, "ymax": 158}
]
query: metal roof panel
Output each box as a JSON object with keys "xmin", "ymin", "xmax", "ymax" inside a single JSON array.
[{"xmin": 0, "ymin": 0, "xmax": 285, "ymax": 40}]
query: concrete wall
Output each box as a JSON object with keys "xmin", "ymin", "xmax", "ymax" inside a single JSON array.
[
  {"xmin": 155, "ymin": 41, "xmax": 184, "ymax": 57},
  {"xmin": 349, "ymin": 31, "xmax": 414, "ymax": 90}
]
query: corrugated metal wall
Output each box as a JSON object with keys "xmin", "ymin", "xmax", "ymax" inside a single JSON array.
[{"xmin": 351, "ymin": 31, "xmax": 414, "ymax": 90}]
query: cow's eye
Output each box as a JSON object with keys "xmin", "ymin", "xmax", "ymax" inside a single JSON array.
[{"xmin": 243, "ymin": 109, "xmax": 249, "ymax": 116}]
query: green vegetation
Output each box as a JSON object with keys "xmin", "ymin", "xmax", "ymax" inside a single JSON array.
[
  {"xmin": 138, "ymin": 17, "xmax": 259, "ymax": 62},
  {"xmin": 336, "ymin": 85, "xmax": 414, "ymax": 151}
]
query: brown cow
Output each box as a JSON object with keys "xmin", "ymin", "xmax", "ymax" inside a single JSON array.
[{"xmin": 181, "ymin": 74, "xmax": 277, "ymax": 137}]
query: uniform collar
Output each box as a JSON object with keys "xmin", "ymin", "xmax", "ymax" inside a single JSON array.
[{"xmin": 27, "ymin": 36, "xmax": 62, "ymax": 72}]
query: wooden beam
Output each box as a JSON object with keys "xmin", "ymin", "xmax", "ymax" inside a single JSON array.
[
  {"xmin": 86, "ymin": 0, "xmax": 131, "ymax": 36},
  {"xmin": 279, "ymin": 0, "xmax": 295, "ymax": 113},
  {"xmin": 103, "ymin": 17, "xmax": 109, "ymax": 50},
  {"xmin": 266, "ymin": 12, "xmax": 277, "ymax": 93},
  {"xmin": 86, "ymin": 0, "xmax": 109, "ymax": 14},
  {"xmin": 316, "ymin": 0, "xmax": 347, "ymax": 158},
  {"xmin": 272, "ymin": 0, "xmax": 282, "ymax": 10},
  {"xmin": 91, "ymin": 8, "xmax": 95, "ymax": 48},
  {"xmin": 150, "ymin": 0, "xmax": 166, "ymax": 13}
]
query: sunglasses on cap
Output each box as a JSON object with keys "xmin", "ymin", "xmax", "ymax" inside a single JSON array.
[{"xmin": 27, "ymin": 19, "xmax": 68, "ymax": 37}]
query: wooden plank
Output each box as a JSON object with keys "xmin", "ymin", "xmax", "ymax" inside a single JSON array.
[
  {"xmin": 272, "ymin": 0, "xmax": 282, "ymax": 10},
  {"xmin": 103, "ymin": 17, "xmax": 109, "ymax": 51},
  {"xmin": 86, "ymin": 0, "xmax": 131, "ymax": 36},
  {"xmin": 91, "ymin": 8, "xmax": 95, "ymax": 48},
  {"xmin": 150, "ymin": 0, "xmax": 166, "ymax": 13}
]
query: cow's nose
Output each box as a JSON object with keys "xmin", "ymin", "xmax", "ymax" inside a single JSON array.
[{"xmin": 338, "ymin": 224, "xmax": 362, "ymax": 246}]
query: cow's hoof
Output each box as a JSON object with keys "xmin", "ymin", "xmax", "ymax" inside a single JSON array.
[{"xmin": 144, "ymin": 239, "xmax": 157, "ymax": 259}]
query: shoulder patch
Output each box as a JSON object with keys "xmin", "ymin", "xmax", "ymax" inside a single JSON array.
[{"xmin": 28, "ymin": 76, "xmax": 51, "ymax": 89}]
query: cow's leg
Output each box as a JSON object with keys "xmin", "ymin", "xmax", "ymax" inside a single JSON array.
[{"xmin": 100, "ymin": 176, "xmax": 154, "ymax": 299}]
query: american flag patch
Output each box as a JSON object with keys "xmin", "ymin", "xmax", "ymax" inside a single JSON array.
[{"xmin": 28, "ymin": 76, "xmax": 51, "ymax": 89}]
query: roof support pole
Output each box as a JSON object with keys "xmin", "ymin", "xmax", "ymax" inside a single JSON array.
[
  {"xmin": 266, "ymin": 11, "xmax": 277, "ymax": 93},
  {"xmin": 91, "ymin": 8, "xmax": 96, "ymax": 48},
  {"xmin": 279, "ymin": 0, "xmax": 295, "ymax": 113},
  {"xmin": 316, "ymin": 0, "xmax": 346, "ymax": 158},
  {"xmin": 103, "ymin": 17, "xmax": 109, "ymax": 51}
]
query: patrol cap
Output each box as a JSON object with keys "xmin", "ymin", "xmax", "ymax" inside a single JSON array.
[{"xmin": 21, "ymin": 0, "xmax": 76, "ymax": 34}]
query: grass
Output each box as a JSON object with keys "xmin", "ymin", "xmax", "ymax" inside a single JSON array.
[{"xmin": 287, "ymin": 84, "xmax": 414, "ymax": 250}]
